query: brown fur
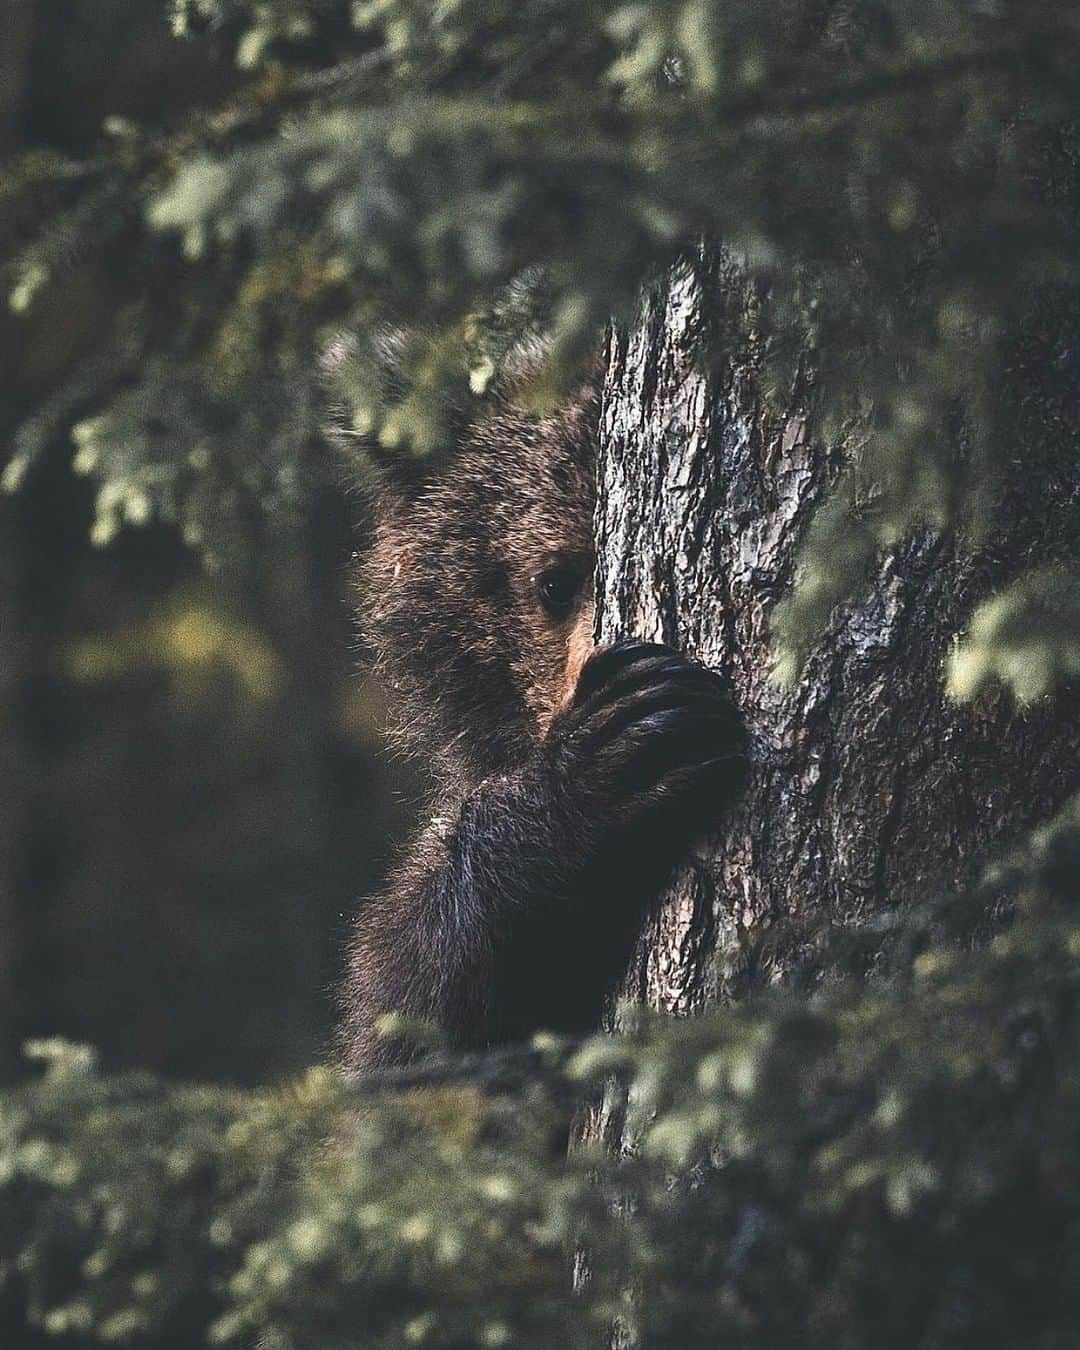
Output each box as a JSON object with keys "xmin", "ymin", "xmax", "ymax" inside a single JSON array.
[
  {"xmin": 341, "ymin": 387, "xmax": 746, "ymax": 1072},
  {"xmin": 358, "ymin": 392, "xmax": 598, "ymax": 786}
]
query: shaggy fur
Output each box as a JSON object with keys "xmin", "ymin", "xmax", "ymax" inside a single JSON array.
[{"xmin": 340, "ymin": 390, "xmax": 746, "ymax": 1072}]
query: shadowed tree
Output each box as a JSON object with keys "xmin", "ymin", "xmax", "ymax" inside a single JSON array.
[{"xmin": 596, "ymin": 250, "xmax": 1080, "ymax": 1016}]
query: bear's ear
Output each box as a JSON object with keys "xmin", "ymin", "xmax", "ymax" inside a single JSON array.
[{"xmin": 320, "ymin": 328, "xmax": 437, "ymax": 502}]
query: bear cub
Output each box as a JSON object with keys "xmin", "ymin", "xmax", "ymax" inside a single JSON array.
[{"xmin": 340, "ymin": 385, "xmax": 746, "ymax": 1072}]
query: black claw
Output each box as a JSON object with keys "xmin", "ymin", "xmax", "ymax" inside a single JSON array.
[
  {"xmin": 602, "ymin": 710, "xmax": 744, "ymax": 793},
  {"xmin": 575, "ymin": 685, "xmax": 736, "ymax": 753},
  {"xmin": 570, "ymin": 640, "xmax": 729, "ymax": 722},
  {"xmin": 570, "ymin": 640, "xmax": 680, "ymax": 705},
  {"xmin": 544, "ymin": 638, "xmax": 747, "ymax": 839}
]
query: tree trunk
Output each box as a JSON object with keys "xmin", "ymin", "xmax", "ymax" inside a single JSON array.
[{"xmin": 595, "ymin": 250, "xmax": 1080, "ymax": 1016}]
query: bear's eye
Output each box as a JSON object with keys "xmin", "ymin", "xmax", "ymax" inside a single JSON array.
[{"xmin": 536, "ymin": 564, "xmax": 582, "ymax": 619}]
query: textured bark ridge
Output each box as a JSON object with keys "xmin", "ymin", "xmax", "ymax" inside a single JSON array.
[{"xmin": 595, "ymin": 253, "xmax": 1080, "ymax": 1013}]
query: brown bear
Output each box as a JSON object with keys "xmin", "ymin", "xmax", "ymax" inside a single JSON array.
[{"xmin": 337, "ymin": 374, "xmax": 746, "ymax": 1073}]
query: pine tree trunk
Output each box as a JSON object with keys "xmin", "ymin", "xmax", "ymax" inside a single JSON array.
[{"xmin": 595, "ymin": 251, "xmax": 1080, "ymax": 1015}]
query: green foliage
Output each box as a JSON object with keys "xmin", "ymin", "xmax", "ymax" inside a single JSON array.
[
  {"xmin": 5, "ymin": 1, "xmax": 1080, "ymax": 691},
  {"xmin": 948, "ymin": 565, "xmax": 1080, "ymax": 705},
  {"xmin": 5, "ymin": 793, "xmax": 1080, "ymax": 1348}
]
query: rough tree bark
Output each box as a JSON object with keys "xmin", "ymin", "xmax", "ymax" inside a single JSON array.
[{"xmin": 595, "ymin": 250, "xmax": 1080, "ymax": 1016}]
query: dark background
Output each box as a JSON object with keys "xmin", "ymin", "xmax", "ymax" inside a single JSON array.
[{"xmin": 0, "ymin": 0, "xmax": 418, "ymax": 1086}]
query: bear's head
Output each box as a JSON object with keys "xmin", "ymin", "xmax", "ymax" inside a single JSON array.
[{"xmin": 353, "ymin": 390, "xmax": 599, "ymax": 790}]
